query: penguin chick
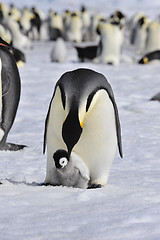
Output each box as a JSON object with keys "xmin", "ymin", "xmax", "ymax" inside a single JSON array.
[
  {"xmin": 50, "ymin": 38, "xmax": 67, "ymax": 63},
  {"xmin": 53, "ymin": 149, "xmax": 90, "ymax": 189}
]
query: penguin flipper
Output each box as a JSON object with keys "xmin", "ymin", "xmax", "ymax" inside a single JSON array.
[
  {"xmin": 75, "ymin": 166, "xmax": 90, "ymax": 181},
  {"xmin": 43, "ymin": 85, "xmax": 65, "ymax": 154},
  {"xmin": 2, "ymin": 70, "xmax": 10, "ymax": 96},
  {"xmin": 71, "ymin": 152, "xmax": 90, "ymax": 181},
  {"xmin": 103, "ymin": 83, "xmax": 123, "ymax": 158}
]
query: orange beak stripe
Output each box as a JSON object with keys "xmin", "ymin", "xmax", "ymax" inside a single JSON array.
[{"xmin": 0, "ymin": 43, "xmax": 8, "ymax": 47}]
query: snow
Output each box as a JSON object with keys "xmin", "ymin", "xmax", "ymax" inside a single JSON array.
[{"xmin": 0, "ymin": 0, "xmax": 160, "ymax": 239}]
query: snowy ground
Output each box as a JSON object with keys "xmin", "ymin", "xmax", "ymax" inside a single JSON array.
[{"xmin": 1, "ymin": 1, "xmax": 160, "ymax": 240}]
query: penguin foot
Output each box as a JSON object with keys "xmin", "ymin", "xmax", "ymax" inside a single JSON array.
[
  {"xmin": 2, "ymin": 143, "xmax": 27, "ymax": 151},
  {"xmin": 88, "ymin": 184, "xmax": 102, "ymax": 189}
]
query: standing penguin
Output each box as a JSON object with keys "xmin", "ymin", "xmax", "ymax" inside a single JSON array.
[
  {"xmin": 0, "ymin": 37, "xmax": 26, "ymax": 150},
  {"xmin": 96, "ymin": 21, "xmax": 124, "ymax": 65},
  {"xmin": 44, "ymin": 68, "xmax": 123, "ymax": 188}
]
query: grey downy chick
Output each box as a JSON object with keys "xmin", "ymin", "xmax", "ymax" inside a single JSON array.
[{"xmin": 53, "ymin": 149, "xmax": 90, "ymax": 188}]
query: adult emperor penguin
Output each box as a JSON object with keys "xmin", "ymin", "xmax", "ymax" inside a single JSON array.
[
  {"xmin": 0, "ymin": 37, "xmax": 26, "ymax": 150},
  {"xmin": 53, "ymin": 149, "xmax": 90, "ymax": 188},
  {"xmin": 43, "ymin": 68, "xmax": 123, "ymax": 188},
  {"xmin": 138, "ymin": 50, "xmax": 160, "ymax": 64},
  {"xmin": 95, "ymin": 21, "xmax": 124, "ymax": 65},
  {"xmin": 145, "ymin": 21, "xmax": 160, "ymax": 54}
]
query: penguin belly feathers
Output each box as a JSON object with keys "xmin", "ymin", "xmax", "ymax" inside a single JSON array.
[{"xmin": 44, "ymin": 68, "xmax": 123, "ymax": 188}]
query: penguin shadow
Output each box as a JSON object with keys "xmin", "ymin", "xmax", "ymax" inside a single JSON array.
[
  {"xmin": 0, "ymin": 179, "xmax": 101, "ymax": 189},
  {"xmin": 0, "ymin": 178, "xmax": 43, "ymax": 187}
]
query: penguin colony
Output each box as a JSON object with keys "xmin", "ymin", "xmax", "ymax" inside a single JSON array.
[
  {"xmin": 0, "ymin": 3, "xmax": 160, "ymax": 65},
  {"xmin": 0, "ymin": 2, "xmax": 159, "ymax": 188}
]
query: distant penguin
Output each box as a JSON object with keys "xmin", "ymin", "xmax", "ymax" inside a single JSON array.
[
  {"xmin": 0, "ymin": 23, "xmax": 12, "ymax": 44},
  {"xmin": 130, "ymin": 12, "xmax": 146, "ymax": 45},
  {"xmin": 0, "ymin": 2, "xmax": 9, "ymax": 19},
  {"xmin": 74, "ymin": 41, "xmax": 101, "ymax": 62},
  {"xmin": 134, "ymin": 16, "xmax": 151, "ymax": 54},
  {"xmin": 0, "ymin": 38, "xmax": 26, "ymax": 150},
  {"xmin": 20, "ymin": 7, "xmax": 34, "ymax": 37},
  {"xmin": 150, "ymin": 92, "xmax": 160, "ymax": 102},
  {"xmin": 89, "ymin": 14, "xmax": 104, "ymax": 42},
  {"xmin": 138, "ymin": 50, "xmax": 160, "ymax": 64},
  {"xmin": 8, "ymin": 3, "xmax": 21, "ymax": 21},
  {"xmin": 62, "ymin": 10, "xmax": 71, "ymax": 34},
  {"xmin": 49, "ymin": 12, "xmax": 64, "ymax": 41},
  {"xmin": 30, "ymin": 7, "xmax": 42, "ymax": 40},
  {"xmin": 50, "ymin": 38, "xmax": 67, "ymax": 63},
  {"xmin": 145, "ymin": 21, "xmax": 160, "ymax": 54},
  {"xmin": 67, "ymin": 12, "xmax": 82, "ymax": 43},
  {"xmin": 43, "ymin": 68, "xmax": 123, "ymax": 188},
  {"xmin": 96, "ymin": 21, "xmax": 123, "ymax": 65},
  {"xmin": 81, "ymin": 5, "xmax": 91, "ymax": 41},
  {"xmin": 108, "ymin": 10, "xmax": 126, "ymax": 28},
  {"xmin": 6, "ymin": 17, "xmax": 32, "ymax": 50},
  {"xmin": 52, "ymin": 149, "xmax": 90, "ymax": 188}
]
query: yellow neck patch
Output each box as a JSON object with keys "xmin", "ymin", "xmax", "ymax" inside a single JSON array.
[{"xmin": 143, "ymin": 57, "xmax": 148, "ymax": 64}]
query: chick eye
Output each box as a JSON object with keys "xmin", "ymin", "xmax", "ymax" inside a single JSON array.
[{"xmin": 59, "ymin": 157, "xmax": 68, "ymax": 168}]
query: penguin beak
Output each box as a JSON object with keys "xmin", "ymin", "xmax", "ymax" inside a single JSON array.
[
  {"xmin": 80, "ymin": 121, "xmax": 83, "ymax": 128},
  {"xmin": 0, "ymin": 37, "xmax": 14, "ymax": 50}
]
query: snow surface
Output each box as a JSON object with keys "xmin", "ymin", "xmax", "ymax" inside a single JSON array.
[{"xmin": 0, "ymin": 1, "xmax": 160, "ymax": 240}]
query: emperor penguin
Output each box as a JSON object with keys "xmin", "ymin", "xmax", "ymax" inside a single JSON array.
[
  {"xmin": 20, "ymin": 7, "xmax": 34, "ymax": 37},
  {"xmin": 8, "ymin": 4, "xmax": 21, "ymax": 22},
  {"xmin": 134, "ymin": 16, "xmax": 151, "ymax": 54},
  {"xmin": 130, "ymin": 12, "xmax": 146, "ymax": 45},
  {"xmin": 53, "ymin": 149, "xmax": 90, "ymax": 188},
  {"xmin": 95, "ymin": 21, "xmax": 124, "ymax": 65},
  {"xmin": 0, "ymin": 3, "xmax": 9, "ymax": 19},
  {"xmin": 49, "ymin": 11, "xmax": 64, "ymax": 41},
  {"xmin": 6, "ymin": 17, "xmax": 32, "ymax": 51},
  {"xmin": 67, "ymin": 12, "xmax": 83, "ymax": 43},
  {"xmin": 0, "ymin": 37, "xmax": 26, "ymax": 150},
  {"xmin": 145, "ymin": 21, "xmax": 160, "ymax": 54},
  {"xmin": 138, "ymin": 50, "xmax": 160, "ymax": 64},
  {"xmin": 43, "ymin": 68, "xmax": 123, "ymax": 188},
  {"xmin": 81, "ymin": 5, "xmax": 91, "ymax": 41}
]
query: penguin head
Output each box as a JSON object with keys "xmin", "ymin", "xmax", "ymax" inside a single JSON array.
[
  {"xmin": 138, "ymin": 57, "xmax": 148, "ymax": 64},
  {"xmin": 0, "ymin": 37, "xmax": 13, "ymax": 50},
  {"xmin": 53, "ymin": 149, "xmax": 69, "ymax": 169}
]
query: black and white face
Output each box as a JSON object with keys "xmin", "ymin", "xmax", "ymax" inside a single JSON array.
[
  {"xmin": 59, "ymin": 157, "xmax": 68, "ymax": 168},
  {"xmin": 53, "ymin": 149, "xmax": 69, "ymax": 169}
]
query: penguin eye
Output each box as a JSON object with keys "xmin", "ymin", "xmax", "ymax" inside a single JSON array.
[{"xmin": 59, "ymin": 157, "xmax": 68, "ymax": 168}]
